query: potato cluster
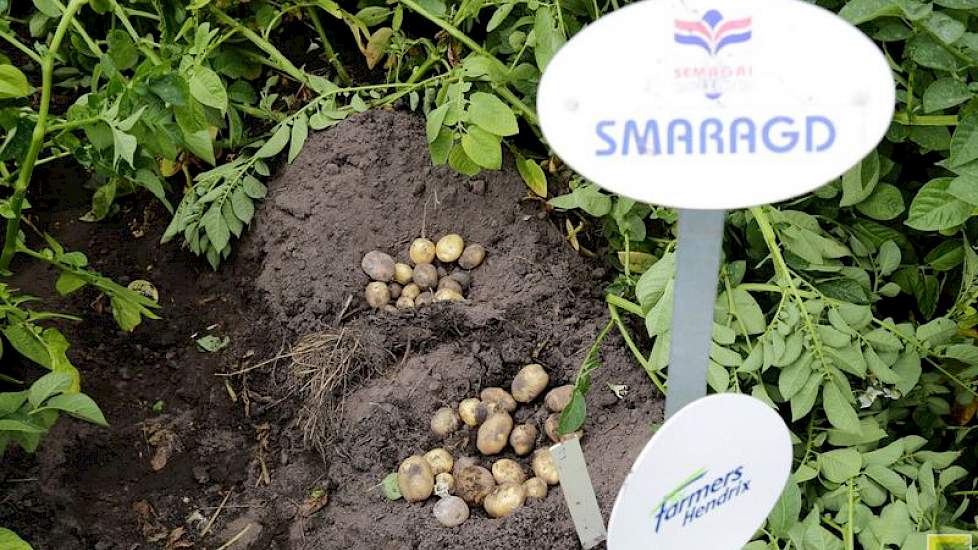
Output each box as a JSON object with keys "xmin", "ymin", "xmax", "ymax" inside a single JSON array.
[
  {"xmin": 395, "ymin": 364, "xmax": 581, "ymax": 527},
  {"xmin": 361, "ymin": 234, "xmax": 486, "ymax": 311}
]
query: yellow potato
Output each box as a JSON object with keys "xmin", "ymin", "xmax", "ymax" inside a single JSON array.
[
  {"xmin": 491, "ymin": 459, "xmax": 527, "ymax": 485},
  {"xmin": 477, "ymin": 411, "xmax": 513, "ymax": 455},
  {"xmin": 452, "ymin": 456, "xmax": 479, "ymax": 478},
  {"xmin": 545, "ymin": 413, "xmax": 583, "ymax": 443},
  {"xmin": 480, "ymin": 387, "xmax": 517, "ymax": 412},
  {"xmin": 434, "ymin": 288, "xmax": 464, "ymax": 303},
  {"xmin": 397, "ymin": 455, "xmax": 434, "ymax": 502},
  {"xmin": 402, "ymin": 283, "xmax": 421, "ymax": 300},
  {"xmin": 434, "ymin": 472, "xmax": 455, "ymax": 497},
  {"xmin": 431, "ymin": 407, "xmax": 460, "ymax": 438},
  {"xmin": 531, "ymin": 449, "xmax": 559, "ymax": 485},
  {"xmin": 435, "ymin": 234, "xmax": 465, "ymax": 263},
  {"xmin": 424, "ymin": 448, "xmax": 454, "ymax": 475},
  {"xmin": 523, "ymin": 477, "xmax": 548, "ymax": 499},
  {"xmin": 458, "ymin": 398, "xmax": 483, "ymax": 427},
  {"xmin": 544, "ymin": 385, "xmax": 575, "ymax": 412},
  {"xmin": 483, "ymin": 482, "xmax": 525, "ymax": 518},
  {"xmin": 393, "ymin": 263, "xmax": 414, "ymax": 285},
  {"xmin": 455, "ymin": 466, "xmax": 495, "ymax": 505},
  {"xmin": 438, "ymin": 276, "xmax": 464, "ymax": 295},
  {"xmin": 433, "ymin": 495, "xmax": 469, "ymax": 527},
  {"xmin": 458, "ymin": 244, "xmax": 486, "ymax": 270},
  {"xmin": 416, "ymin": 291, "xmax": 434, "ymax": 307},
  {"xmin": 396, "ymin": 296, "xmax": 415, "ymax": 309},
  {"xmin": 365, "ymin": 282, "xmax": 391, "ymax": 308},
  {"xmin": 409, "ymin": 238, "xmax": 436, "ymax": 265},
  {"xmin": 509, "ymin": 423, "xmax": 537, "ymax": 456},
  {"xmin": 511, "ymin": 364, "xmax": 549, "ymax": 403},
  {"xmin": 413, "ymin": 263, "xmax": 439, "ymax": 289},
  {"xmin": 362, "ymin": 251, "xmax": 395, "ymax": 282}
]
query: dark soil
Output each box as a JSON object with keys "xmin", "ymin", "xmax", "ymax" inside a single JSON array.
[{"xmin": 0, "ymin": 109, "xmax": 664, "ymax": 549}]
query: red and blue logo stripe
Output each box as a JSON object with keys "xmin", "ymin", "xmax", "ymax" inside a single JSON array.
[{"xmin": 675, "ymin": 9, "xmax": 752, "ymax": 56}]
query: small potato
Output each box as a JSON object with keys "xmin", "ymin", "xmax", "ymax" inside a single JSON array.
[
  {"xmin": 436, "ymin": 234, "xmax": 465, "ymax": 263},
  {"xmin": 477, "ymin": 411, "xmax": 513, "ymax": 455},
  {"xmin": 434, "ymin": 473, "xmax": 455, "ymax": 497},
  {"xmin": 458, "ymin": 244, "xmax": 486, "ymax": 270},
  {"xmin": 491, "ymin": 459, "xmax": 527, "ymax": 485},
  {"xmin": 438, "ymin": 276, "xmax": 463, "ymax": 295},
  {"xmin": 509, "ymin": 424, "xmax": 538, "ymax": 456},
  {"xmin": 449, "ymin": 271, "xmax": 471, "ymax": 290},
  {"xmin": 545, "ymin": 385, "xmax": 575, "ymax": 412},
  {"xmin": 545, "ymin": 413, "xmax": 583, "ymax": 443},
  {"xmin": 396, "ymin": 296, "xmax": 415, "ymax": 310},
  {"xmin": 362, "ymin": 251, "xmax": 395, "ymax": 282},
  {"xmin": 433, "ymin": 495, "xmax": 469, "ymax": 527},
  {"xmin": 413, "ymin": 263, "xmax": 439, "ymax": 289},
  {"xmin": 393, "ymin": 263, "xmax": 414, "ymax": 285},
  {"xmin": 523, "ymin": 477, "xmax": 548, "ymax": 499},
  {"xmin": 455, "ymin": 466, "xmax": 495, "ymax": 505},
  {"xmin": 388, "ymin": 283, "xmax": 403, "ymax": 300},
  {"xmin": 483, "ymin": 482, "xmax": 525, "ymax": 518},
  {"xmin": 410, "ymin": 238, "xmax": 436, "ymax": 265},
  {"xmin": 416, "ymin": 291, "xmax": 434, "ymax": 307},
  {"xmin": 458, "ymin": 398, "xmax": 483, "ymax": 427},
  {"xmin": 511, "ymin": 364, "xmax": 549, "ymax": 403},
  {"xmin": 531, "ymin": 449, "xmax": 560, "ymax": 485},
  {"xmin": 402, "ymin": 283, "xmax": 421, "ymax": 300},
  {"xmin": 434, "ymin": 288, "xmax": 464, "ymax": 303},
  {"xmin": 480, "ymin": 387, "xmax": 517, "ymax": 413},
  {"xmin": 397, "ymin": 455, "xmax": 434, "ymax": 502},
  {"xmin": 431, "ymin": 407, "xmax": 460, "ymax": 439},
  {"xmin": 424, "ymin": 448, "xmax": 454, "ymax": 475},
  {"xmin": 452, "ymin": 456, "xmax": 479, "ymax": 478},
  {"xmin": 365, "ymin": 282, "xmax": 391, "ymax": 308},
  {"xmin": 383, "ymin": 304, "xmax": 398, "ymax": 314}
]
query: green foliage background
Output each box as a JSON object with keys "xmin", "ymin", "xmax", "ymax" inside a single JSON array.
[{"xmin": 0, "ymin": 0, "xmax": 976, "ymax": 548}]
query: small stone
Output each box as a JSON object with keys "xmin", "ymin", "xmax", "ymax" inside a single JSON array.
[
  {"xmin": 412, "ymin": 181, "xmax": 426, "ymax": 196},
  {"xmin": 471, "ymin": 180, "xmax": 486, "ymax": 195},
  {"xmin": 324, "ymin": 163, "xmax": 339, "ymax": 175}
]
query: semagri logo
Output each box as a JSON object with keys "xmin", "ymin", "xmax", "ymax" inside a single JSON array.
[
  {"xmin": 674, "ymin": 10, "xmax": 752, "ymax": 56},
  {"xmin": 652, "ymin": 466, "xmax": 752, "ymax": 534},
  {"xmin": 928, "ymin": 534, "xmax": 973, "ymax": 550}
]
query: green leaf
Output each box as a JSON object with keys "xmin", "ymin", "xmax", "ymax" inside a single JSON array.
[
  {"xmin": 55, "ymin": 272, "xmax": 87, "ymax": 296},
  {"xmin": 447, "ymin": 143, "xmax": 480, "ymax": 176},
  {"xmin": 189, "ymin": 66, "xmax": 228, "ymax": 113},
  {"xmin": 865, "ymin": 465, "xmax": 908, "ymax": 496},
  {"xmin": 32, "ymin": 0, "xmax": 61, "ymax": 17},
  {"xmin": 40, "ymin": 393, "xmax": 108, "ymax": 426},
  {"xmin": 706, "ymin": 361, "xmax": 729, "ymax": 392},
  {"xmin": 231, "ymin": 186, "xmax": 254, "ymax": 225},
  {"xmin": 892, "ymin": 350, "xmax": 922, "ymax": 395},
  {"xmin": 182, "ymin": 128, "xmax": 215, "ymax": 166},
  {"xmin": 382, "ymin": 472, "xmax": 402, "ymax": 500},
  {"xmin": 28, "ymin": 371, "xmax": 72, "ymax": 408},
  {"xmin": 288, "ymin": 113, "xmax": 308, "ymax": 164},
  {"xmin": 855, "ymin": 183, "xmax": 904, "ymax": 221},
  {"xmin": 461, "ymin": 126, "xmax": 502, "ymax": 169},
  {"xmin": 839, "ymin": 0, "xmax": 901, "ymax": 24},
  {"xmin": 878, "ymin": 240, "xmax": 902, "ymax": 276},
  {"xmin": 636, "ymin": 253, "xmax": 674, "ymax": 310},
  {"xmin": 905, "ymin": 178, "xmax": 973, "ymax": 231},
  {"xmin": 533, "ymin": 8, "xmax": 565, "ymax": 72},
  {"xmin": 948, "ymin": 174, "xmax": 978, "ymax": 205},
  {"xmin": 516, "ymin": 154, "xmax": 547, "ymax": 197},
  {"xmin": 425, "ymin": 103, "xmax": 449, "ymax": 143},
  {"xmin": 242, "ymin": 175, "xmax": 267, "ymax": 199},
  {"xmin": 467, "ymin": 92, "xmax": 519, "ymax": 137},
  {"xmin": 923, "ymin": 78, "xmax": 972, "ymax": 113},
  {"xmin": 0, "ymin": 527, "xmax": 33, "ymax": 550},
  {"xmin": 729, "ymin": 288, "xmax": 766, "ymax": 335},
  {"xmin": 823, "ymin": 381, "xmax": 861, "ymax": 434},
  {"xmin": 923, "ymin": 11, "xmax": 965, "ymax": 44},
  {"xmin": 767, "ymin": 481, "xmax": 801, "ymax": 537},
  {"xmin": 196, "ymin": 334, "xmax": 229, "ymax": 352},
  {"xmin": 818, "ymin": 448, "xmax": 862, "ymax": 483},
  {"xmin": 256, "ymin": 123, "xmax": 291, "ymax": 159},
  {"xmin": 0, "ymin": 419, "xmax": 45, "ymax": 434},
  {"xmin": 487, "ymin": 2, "xmax": 514, "ymax": 31},
  {"xmin": 0, "ymin": 65, "xmax": 31, "ymax": 99},
  {"xmin": 873, "ymin": 501, "xmax": 912, "ymax": 546},
  {"xmin": 107, "ymin": 29, "xmax": 139, "ymax": 71},
  {"xmin": 202, "ymin": 203, "xmax": 230, "ymax": 252},
  {"xmin": 558, "ymin": 390, "xmax": 586, "ymax": 434},
  {"xmin": 908, "ymin": 34, "xmax": 957, "ymax": 72},
  {"xmin": 950, "ymin": 113, "xmax": 978, "ymax": 167},
  {"xmin": 840, "ymin": 151, "xmax": 879, "ymax": 207},
  {"xmin": 778, "ymin": 358, "xmax": 812, "ymax": 400},
  {"xmin": 3, "ymin": 323, "xmax": 51, "ymax": 369}
]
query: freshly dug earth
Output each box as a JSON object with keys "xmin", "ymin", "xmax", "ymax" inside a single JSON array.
[{"xmin": 0, "ymin": 109, "xmax": 663, "ymax": 549}]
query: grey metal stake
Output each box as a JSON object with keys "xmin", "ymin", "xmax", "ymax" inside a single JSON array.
[{"xmin": 664, "ymin": 209, "xmax": 726, "ymax": 418}]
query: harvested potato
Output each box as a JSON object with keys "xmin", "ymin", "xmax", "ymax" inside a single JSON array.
[
  {"xmin": 402, "ymin": 283, "xmax": 421, "ymax": 300},
  {"xmin": 434, "ymin": 473, "xmax": 455, "ymax": 497},
  {"xmin": 458, "ymin": 398, "xmax": 483, "ymax": 427},
  {"xmin": 545, "ymin": 385, "xmax": 575, "ymax": 412},
  {"xmin": 393, "ymin": 263, "xmax": 413, "ymax": 285},
  {"xmin": 388, "ymin": 283, "xmax": 403, "ymax": 300},
  {"xmin": 397, "ymin": 455, "xmax": 435, "ymax": 502},
  {"xmin": 480, "ymin": 387, "xmax": 517, "ymax": 412},
  {"xmin": 477, "ymin": 411, "xmax": 513, "ymax": 455},
  {"xmin": 455, "ymin": 466, "xmax": 495, "ymax": 505},
  {"xmin": 509, "ymin": 423, "xmax": 538, "ymax": 456},
  {"xmin": 431, "ymin": 407, "xmax": 460, "ymax": 439},
  {"xmin": 531, "ymin": 449, "xmax": 560, "ymax": 485},
  {"xmin": 438, "ymin": 276, "xmax": 463, "ymax": 295},
  {"xmin": 523, "ymin": 477, "xmax": 548, "ymax": 499},
  {"xmin": 458, "ymin": 244, "xmax": 486, "ymax": 270},
  {"xmin": 511, "ymin": 364, "xmax": 549, "ymax": 403},
  {"xmin": 383, "ymin": 304, "xmax": 398, "ymax": 314},
  {"xmin": 409, "ymin": 238, "xmax": 436, "ymax": 265},
  {"xmin": 449, "ymin": 271, "xmax": 471, "ymax": 289},
  {"xmin": 545, "ymin": 413, "xmax": 583, "ymax": 443},
  {"xmin": 396, "ymin": 296, "xmax": 415, "ymax": 309},
  {"xmin": 413, "ymin": 263, "xmax": 438, "ymax": 289},
  {"xmin": 424, "ymin": 448, "xmax": 454, "ymax": 475},
  {"xmin": 416, "ymin": 291, "xmax": 434, "ymax": 307},
  {"xmin": 483, "ymin": 482, "xmax": 526, "ymax": 518},
  {"xmin": 491, "ymin": 459, "xmax": 527, "ymax": 485},
  {"xmin": 362, "ymin": 251, "xmax": 395, "ymax": 282},
  {"xmin": 365, "ymin": 282, "xmax": 391, "ymax": 308},
  {"xmin": 437, "ymin": 265, "xmax": 448, "ymax": 278},
  {"xmin": 433, "ymin": 495, "xmax": 469, "ymax": 527},
  {"xmin": 435, "ymin": 234, "xmax": 464, "ymax": 263},
  {"xmin": 434, "ymin": 288, "xmax": 464, "ymax": 303},
  {"xmin": 452, "ymin": 456, "xmax": 479, "ymax": 478}
]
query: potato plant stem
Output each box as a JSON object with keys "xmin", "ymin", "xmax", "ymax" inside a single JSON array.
[
  {"xmin": 307, "ymin": 7, "xmax": 351, "ymax": 85},
  {"xmin": 0, "ymin": 0, "xmax": 88, "ymax": 271},
  {"xmin": 209, "ymin": 6, "xmax": 310, "ymax": 86}
]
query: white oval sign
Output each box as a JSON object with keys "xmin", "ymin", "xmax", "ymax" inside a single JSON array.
[
  {"xmin": 607, "ymin": 394, "xmax": 792, "ymax": 549},
  {"xmin": 537, "ymin": 0, "xmax": 895, "ymax": 210}
]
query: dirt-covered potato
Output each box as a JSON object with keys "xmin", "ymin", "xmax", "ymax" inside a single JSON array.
[
  {"xmin": 458, "ymin": 398, "xmax": 483, "ymax": 427},
  {"xmin": 416, "ymin": 291, "xmax": 434, "ymax": 307},
  {"xmin": 477, "ymin": 411, "xmax": 513, "ymax": 455},
  {"xmin": 396, "ymin": 296, "xmax": 415, "ymax": 309},
  {"xmin": 413, "ymin": 263, "xmax": 438, "ymax": 289},
  {"xmin": 480, "ymin": 387, "xmax": 517, "ymax": 412},
  {"xmin": 434, "ymin": 288, "xmax": 464, "ymax": 303},
  {"xmin": 545, "ymin": 413, "xmax": 583, "ymax": 443},
  {"xmin": 458, "ymin": 244, "xmax": 486, "ymax": 270},
  {"xmin": 424, "ymin": 448, "xmax": 454, "ymax": 475},
  {"xmin": 455, "ymin": 466, "xmax": 495, "ymax": 505},
  {"xmin": 435, "ymin": 234, "xmax": 465, "ymax": 263},
  {"xmin": 365, "ymin": 282, "xmax": 391, "ymax": 308},
  {"xmin": 523, "ymin": 477, "xmax": 548, "ymax": 499},
  {"xmin": 397, "ymin": 455, "xmax": 435, "ymax": 502},
  {"xmin": 433, "ymin": 495, "xmax": 469, "ymax": 527},
  {"xmin": 362, "ymin": 251, "xmax": 395, "ymax": 282},
  {"xmin": 388, "ymin": 283, "xmax": 402, "ymax": 300},
  {"xmin": 452, "ymin": 456, "xmax": 478, "ymax": 478},
  {"xmin": 509, "ymin": 423, "xmax": 538, "ymax": 456},
  {"xmin": 393, "ymin": 262, "xmax": 413, "ymax": 285},
  {"xmin": 434, "ymin": 473, "xmax": 455, "ymax": 497},
  {"xmin": 383, "ymin": 304, "xmax": 398, "ymax": 314},
  {"xmin": 431, "ymin": 407, "xmax": 460, "ymax": 439},
  {"xmin": 544, "ymin": 385, "xmax": 575, "ymax": 412},
  {"xmin": 491, "ymin": 459, "xmax": 527, "ymax": 485},
  {"xmin": 483, "ymin": 482, "xmax": 526, "ymax": 518},
  {"xmin": 531, "ymin": 449, "xmax": 560, "ymax": 485},
  {"xmin": 409, "ymin": 238, "xmax": 436, "ymax": 265},
  {"xmin": 402, "ymin": 283, "xmax": 421, "ymax": 300},
  {"xmin": 511, "ymin": 364, "xmax": 549, "ymax": 403},
  {"xmin": 449, "ymin": 270, "xmax": 471, "ymax": 290},
  {"xmin": 437, "ymin": 276, "xmax": 463, "ymax": 295}
]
